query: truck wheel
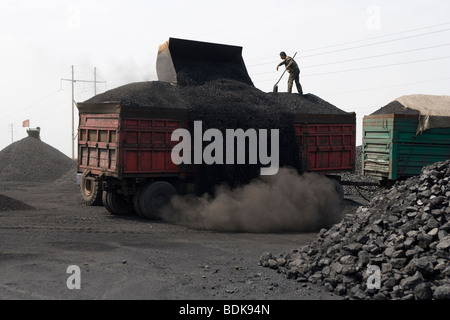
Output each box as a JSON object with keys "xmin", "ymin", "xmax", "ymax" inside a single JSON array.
[
  {"xmin": 133, "ymin": 187, "xmax": 146, "ymax": 218},
  {"xmin": 80, "ymin": 174, "xmax": 103, "ymax": 206},
  {"xmin": 139, "ymin": 181, "xmax": 177, "ymax": 220},
  {"xmin": 103, "ymin": 190, "xmax": 135, "ymax": 216},
  {"xmin": 102, "ymin": 191, "xmax": 114, "ymax": 214}
]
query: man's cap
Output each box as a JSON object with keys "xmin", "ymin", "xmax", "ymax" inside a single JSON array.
[{"xmin": 280, "ymin": 51, "xmax": 286, "ymax": 56}]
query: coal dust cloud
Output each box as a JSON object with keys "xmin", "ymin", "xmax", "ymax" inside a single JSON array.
[{"xmin": 162, "ymin": 168, "xmax": 343, "ymax": 233}]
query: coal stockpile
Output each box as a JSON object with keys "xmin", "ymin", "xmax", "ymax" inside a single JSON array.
[
  {"xmin": 85, "ymin": 81, "xmax": 189, "ymax": 108},
  {"xmin": 0, "ymin": 137, "xmax": 75, "ymax": 182},
  {"xmin": 371, "ymin": 100, "xmax": 420, "ymax": 115},
  {"xmin": 0, "ymin": 194, "xmax": 34, "ymax": 212},
  {"xmin": 84, "ymin": 79, "xmax": 349, "ymax": 193},
  {"xmin": 260, "ymin": 160, "xmax": 450, "ymax": 300},
  {"xmin": 85, "ymin": 79, "xmax": 349, "ymax": 115},
  {"xmin": 269, "ymin": 92, "xmax": 350, "ymax": 115}
]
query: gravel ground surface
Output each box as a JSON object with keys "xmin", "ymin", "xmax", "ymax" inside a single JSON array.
[
  {"xmin": 0, "ymin": 135, "xmax": 366, "ymax": 300},
  {"xmin": 0, "ymin": 180, "xmax": 365, "ymax": 300},
  {"xmin": 0, "ymin": 84, "xmax": 384, "ymax": 301}
]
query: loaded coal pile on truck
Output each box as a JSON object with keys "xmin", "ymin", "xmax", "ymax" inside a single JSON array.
[
  {"xmin": 0, "ymin": 136, "xmax": 75, "ymax": 182},
  {"xmin": 84, "ymin": 79, "xmax": 349, "ymax": 193},
  {"xmin": 84, "ymin": 38, "xmax": 348, "ymax": 193}
]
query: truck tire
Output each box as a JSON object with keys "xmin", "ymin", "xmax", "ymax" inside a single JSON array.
[
  {"xmin": 133, "ymin": 187, "xmax": 145, "ymax": 218},
  {"xmin": 139, "ymin": 181, "xmax": 177, "ymax": 220},
  {"xmin": 80, "ymin": 174, "xmax": 103, "ymax": 206},
  {"xmin": 102, "ymin": 191, "xmax": 114, "ymax": 214},
  {"xmin": 103, "ymin": 190, "xmax": 135, "ymax": 216}
]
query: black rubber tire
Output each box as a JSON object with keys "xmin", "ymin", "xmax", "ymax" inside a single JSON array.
[
  {"xmin": 139, "ymin": 181, "xmax": 177, "ymax": 220},
  {"xmin": 103, "ymin": 190, "xmax": 135, "ymax": 216},
  {"xmin": 80, "ymin": 174, "xmax": 103, "ymax": 206},
  {"xmin": 133, "ymin": 187, "xmax": 145, "ymax": 218},
  {"xmin": 102, "ymin": 191, "xmax": 114, "ymax": 214}
]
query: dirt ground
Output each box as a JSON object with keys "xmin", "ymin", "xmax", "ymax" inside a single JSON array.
[{"xmin": 0, "ymin": 181, "xmax": 363, "ymax": 300}]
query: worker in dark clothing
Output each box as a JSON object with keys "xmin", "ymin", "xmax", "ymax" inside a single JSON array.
[{"xmin": 277, "ymin": 52, "xmax": 303, "ymax": 94}]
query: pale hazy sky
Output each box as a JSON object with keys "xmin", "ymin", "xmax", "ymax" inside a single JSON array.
[{"xmin": 1, "ymin": 0, "xmax": 449, "ymax": 158}]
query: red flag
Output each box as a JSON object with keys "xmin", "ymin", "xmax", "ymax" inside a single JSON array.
[{"xmin": 22, "ymin": 119, "xmax": 30, "ymax": 127}]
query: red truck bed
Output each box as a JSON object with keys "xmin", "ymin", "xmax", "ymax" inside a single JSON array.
[{"xmin": 77, "ymin": 103, "xmax": 355, "ymax": 177}]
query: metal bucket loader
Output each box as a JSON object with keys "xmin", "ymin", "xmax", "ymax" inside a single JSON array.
[{"xmin": 156, "ymin": 38, "xmax": 253, "ymax": 86}]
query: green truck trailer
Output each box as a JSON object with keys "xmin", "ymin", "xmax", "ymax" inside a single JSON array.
[{"xmin": 362, "ymin": 95, "xmax": 450, "ymax": 182}]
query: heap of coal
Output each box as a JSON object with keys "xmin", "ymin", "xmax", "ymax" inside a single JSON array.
[
  {"xmin": 85, "ymin": 80, "xmax": 349, "ymax": 193},
  {"xmin": 0, "ymin": 194, "xmax": 34, "ymax": 211},
  {"xmin": 371, "ymin": 100, "xmax": 420, "ymax": 115},
  {"xmin": 85, "ymin": 80, "xmax": 349, "ymax": 115},
  {"xmin": 260, "ymin": 160, "xmax": 450, "ymax": 300},
  {"xmin": 0, "ymin": 136, "xmax": 75, "ymax": 182}
]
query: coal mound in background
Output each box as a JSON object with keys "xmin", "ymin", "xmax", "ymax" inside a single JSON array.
[
  {"xmin": 0, "ymin": 194, "xmax": 34, "ymax": 212},
  {"xmin": 85, "ymin": 79, "xmax": 349, "ymax": 193},
  {"xmin": 260, "ymin": 160, "xmax": 450, "ymax": 300},
  {"xmin": 0, "ymin": 137, "xmax": 75, "ymax": 182},
  {"xmin": 371, "ymin": 100, "xmax": 420, "ymax": 115}
]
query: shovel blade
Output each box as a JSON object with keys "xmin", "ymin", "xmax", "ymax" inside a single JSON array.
[{"xmin": 273, "ymin": 84, "xmax": 278, "ymax": 93}]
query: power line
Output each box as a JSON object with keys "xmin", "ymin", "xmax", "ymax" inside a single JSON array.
[
  {"xmin": 301, "ymin": 28, "xmax": 450, "ymax": 59},
  {"xmin": 247, "ymin": 22, "xmax": 450, "ymax": 67},
  {"xmin": 302, "ymin": 55, "xmax": 450, "ymax": 78},
  {"xmin": 300, "ymin": 21, "xmax": 450, "ymax": 55},
  {"xmin": 2, "ymin": 89, "xmax": 62, "ymax": 121},
  {"xmin": 250, "ymin": 42, "xmax": 450, "ymax": 76},
  {"xmin": 322, "ymin": 76, "xmax": 450, "ymax": 96},
  {"xmin": 303, "ymin": 43, "xmax": 450, "ymax": 68},
  {"xmin": 255, "ymin": 55, "xmax": 450, "ymax": 82}
]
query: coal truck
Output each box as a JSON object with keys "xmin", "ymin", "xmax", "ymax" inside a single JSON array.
[{"xmin": 77, "ymin": 38, "xmax": 356, "ymax": 219}]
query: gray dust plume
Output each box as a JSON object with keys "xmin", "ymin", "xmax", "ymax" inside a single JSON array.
[{"xmin": 162, "ymin": 168, "xmax": 343, "ymax": 233}]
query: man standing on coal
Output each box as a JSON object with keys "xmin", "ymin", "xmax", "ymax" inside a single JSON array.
[{"xmin": 277, "ymin": 52, "xmax": 303, "ymax": 94}]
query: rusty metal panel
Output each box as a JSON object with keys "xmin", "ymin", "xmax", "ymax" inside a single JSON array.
[
  {"xmin": 77, "ymin": 112, "xmax": 120, "ymax": 177},
  {"xmin": 294, "ymin": 119, "xmax": 356, "ymax": 173},
  {"xmin": 119, "ymin": 118, "xmax": 189, "ymax": 176}
]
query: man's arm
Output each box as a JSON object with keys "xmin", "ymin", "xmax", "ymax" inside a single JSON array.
[{"xmin": 277, "ymin": 59, "xmax": 287, "ymax": 70}]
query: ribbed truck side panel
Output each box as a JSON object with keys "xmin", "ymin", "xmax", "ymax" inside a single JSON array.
[{"xmin": 363, "ymin": 114, "xmax": 450, "ymax": 181}]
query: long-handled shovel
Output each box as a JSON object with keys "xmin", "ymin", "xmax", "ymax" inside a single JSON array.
[{"xmin": 273, "ymin": 52, "xmax": 297, "ymax": 93}]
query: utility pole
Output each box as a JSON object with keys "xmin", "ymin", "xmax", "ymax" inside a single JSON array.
[{"xmin": 61, "ymin": 66, "xmax": 106, "ymax": 159}]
